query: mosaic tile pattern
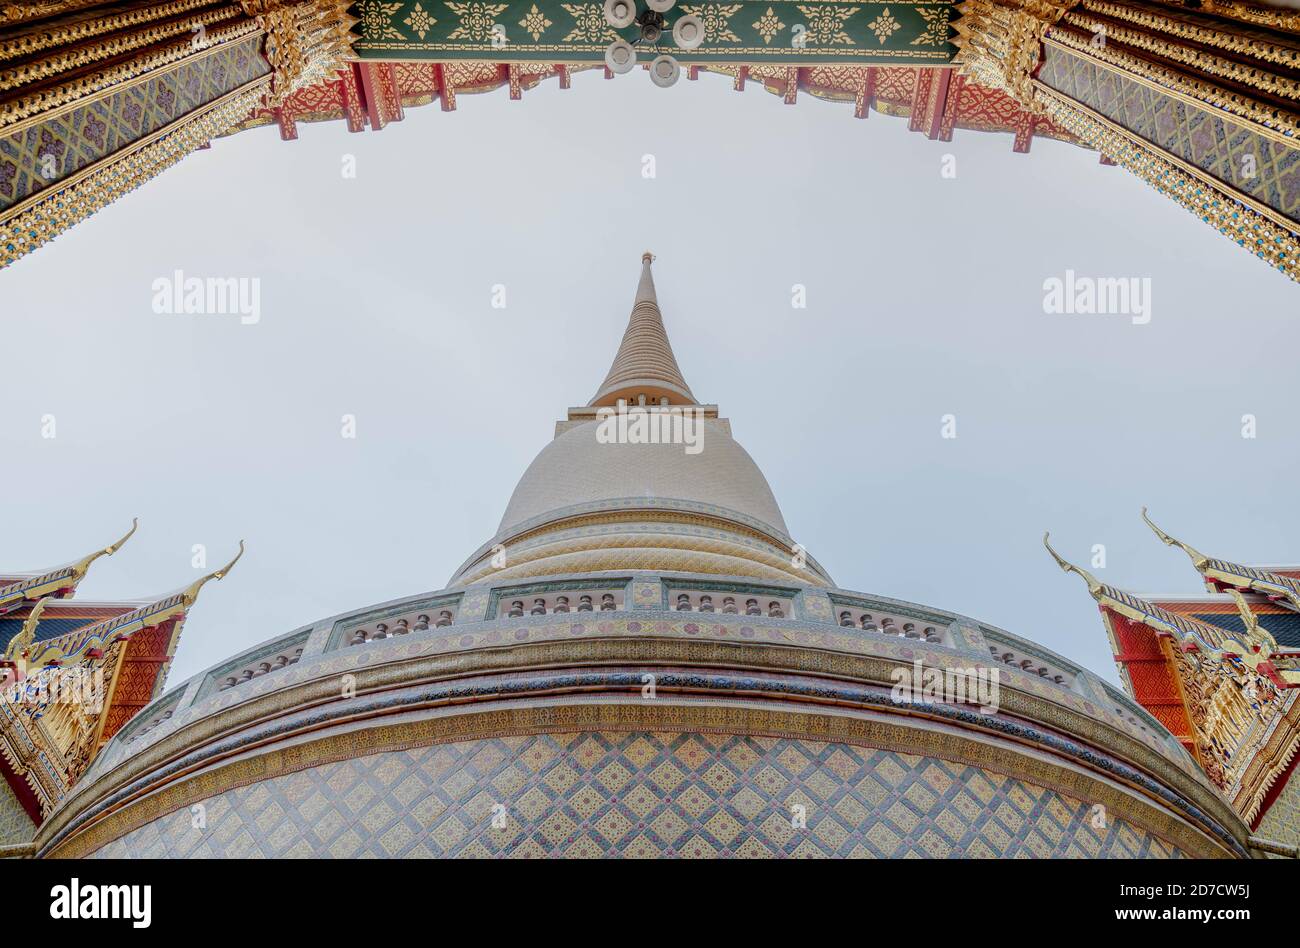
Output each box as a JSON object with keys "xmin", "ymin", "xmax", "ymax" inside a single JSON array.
[
  {"xmin": 0, "ymin": 34, "xmax": 268, "ymax": 213},
  {"xmin": 1037, "ymin": 44, "xmax": 1300, "ymax": 223},
  {"xmin": 1194, "ymin": 611, "xmax": 1300, "ymax": 650},
  {"xmin": 90, "ymin": 732, "xmax": 1185, "ymax": 858},
  {"xmin": 1256, "ymin": 769, "xmax": 1300, "ymax": 856},
  {"xmin": 0, "ymin": 779, "xmax": 34, "ymax": 846}
]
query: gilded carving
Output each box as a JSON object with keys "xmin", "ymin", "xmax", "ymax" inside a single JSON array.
[
  {"xmin": 0, "ymin": 80, "xmax": 270, "ymax": 268},
  {"xmin": 1049, "ymin": 22, "xmax": 1300, "ymax": 139},
  {"xmin": 0, "ymin": 21, "xmax": 261, "ymax": 131},
  {"xmin": 0, "ymin": 0, "xmax": 221, "ymax": 64}
]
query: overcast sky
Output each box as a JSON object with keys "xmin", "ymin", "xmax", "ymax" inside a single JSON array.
[{"xmin": 2, "ymin": 69, "xmax": 1296, "ymax": 689}]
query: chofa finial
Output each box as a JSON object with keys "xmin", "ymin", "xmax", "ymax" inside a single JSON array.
[
  {"xmin": 1043, "ymin": 532, "xmax": 1103, "ymax": 596},
  {"xmin": 180, "ymin": 541, "xmax": 245, "ymax": 606},
  {"xmin": 1142, "ymin": 507, "xmax": 1208, "ymax": 567},
  {"xmin": 69, "ymin": 517, "xmax": 139, "ymax": 581}
]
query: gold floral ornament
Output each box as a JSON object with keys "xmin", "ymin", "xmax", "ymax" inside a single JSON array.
[
  {"xmin": 866, "ymin": 7, "xmax": 900, "ymax": 44},
  {"xmin": 680, "ymin": 3, "xmax": 742, "ymax": 43},
  {"xmin": 797, "ymin": 4, "xmax": 858, "ymax": 45},
  {"xmin": 357, "ymin": 0, "xmax": 405, "ymax": 39},
  {"xmin": 910, "ymin": 6, "xmax": 949, "ymax": 46},
  {"xmin": 446, "ymin": 1, "xmax": 508, "ymax": 41},
  {"xmin": 519, "ymin": 3, "xmax": 553, "ymax": 40},
  {"xmin": 752, "ymin": 6, "xmax": 786, "ymax": 45},
  {"xmin": 561, "ymin": 3, "xmax": 617, "ymax": 42},
  {"xmin": 404, "ymin": 2, "xmax": 436, "ymax": 38}
]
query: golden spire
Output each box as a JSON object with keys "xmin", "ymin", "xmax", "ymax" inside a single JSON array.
[
  {"xmin": 1141, "ymin": 507, "xmax": 1208, "ymax": 569},
  {"xmin": 1043, "ymin": 532, "xmax": 1103, "ymax": 597},
  {"xmin": 179, "ymin": 541, "xmax": 245, "ymax": 608},
  {"xmin": 588, "ymin": 253, "xmax": 697, "ymax": 407}
]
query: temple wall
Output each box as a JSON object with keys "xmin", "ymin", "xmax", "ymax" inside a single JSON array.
[
  {"xmin": 1257, "ymin": 768, "xmax": 1300, "ymax": 855},
  {"xmin": 87, "ymin": 731, "xmax": 1185, "ymax": 858},
  {"xmin": 0, "ymin": 779, "xmax": 34, "ymax": 847}
]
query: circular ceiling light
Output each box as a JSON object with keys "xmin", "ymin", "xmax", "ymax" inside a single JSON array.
[
  {"xmin": 648, "ymin": 54, "xmax": 680, "ymax": 87},
  {"xmin": 672, "ymin": 14, "xmax": 703, "ymax": 49},
  {"xmin": 603, "ymin": 0, "xmax": 636, "ymax": 29},
  {"xmin": 645, "ymin": 0, "xmax": 675, "ymax": 11},
  {"xmin": 604, "ymin": 40, "xmax": 637, "ymax": 74}
]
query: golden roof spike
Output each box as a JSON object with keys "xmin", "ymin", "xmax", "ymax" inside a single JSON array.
[
  {"xmin": 4, "ymin": 596, "xmax": 48, "ymax": 662},
  {"xmin": 1141, "ymin": 507, "xmax": 1208, "ymax": 569},
  {"xmin": 179, "ymin": 541, "xmax": 245, "ymax": 608},
  {"xmin": 68, "ymin": 517, "xmax": 139, "ymax": 583},
  {"xmin": 1043, "ymin": 532, "xmax": 1103, "ymax": 597}
]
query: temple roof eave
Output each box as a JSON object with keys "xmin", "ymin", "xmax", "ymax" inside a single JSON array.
[{"xmin": 0, "ymin": 520, "xmax": 138, "ymax": 613}]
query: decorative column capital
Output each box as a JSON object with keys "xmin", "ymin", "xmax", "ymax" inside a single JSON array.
[
  {"xmin": 239, "ymin": 0, "xmax": 358, "ymax": 105},
  {"xmin": 952, "ymin": 0, "xmax": 1077, "ymax": 110}
]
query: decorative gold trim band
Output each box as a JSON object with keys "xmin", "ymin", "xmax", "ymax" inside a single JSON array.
[
  {"xmin": 1047, "ymin": 25, "xmax": 1300, "ymax": 140},
  {"xmin": 0, "ymin": 22, "xmax": 264, "ymax": 135},
  {"xmin": 0, "ymin": 6, "xmax": 247, "ymax": 93},
  {"xmin": 0, "ymin": 76, "xmax": 271, "ymax": 268},
  {"xmin": 1032, "ymin": 78, "xmax": 1299, "ymax": 282}
]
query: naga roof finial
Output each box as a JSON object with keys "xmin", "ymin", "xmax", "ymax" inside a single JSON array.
[
  {"xmin": 1043, "ymin": 532, "xmax": 1103, "ymax": 597},
  {"xmin": 1142, "ymin": 507, "xmax": 1208, "ymax": 569},
  {"xmin": 68, "ymin": 518, "xmax": 139, "ymax": 583},
  {"xmin": 180, "ymin": 541, "xmax": 245, "ymax": 607}
]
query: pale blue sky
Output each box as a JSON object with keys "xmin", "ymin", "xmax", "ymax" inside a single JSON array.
[{"xmin": 2, "ymin": 69, "xmax": 1296, "ymax": 686}]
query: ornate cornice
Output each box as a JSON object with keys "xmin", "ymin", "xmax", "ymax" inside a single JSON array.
[
  {"xmin": 45, "ymin": 612, "xmax": 1244, "ymax": 853},
  {"xmin": 951, "ymin": 0, "xmax": 1076, "ymax": 107},
  {"xmin": 1148, "ymin": 0, "xmax": 1300, "ymax": 33},
  {"xmin": 0, "ymin": 77, "xmax": 270, "ymax": 268},
  {"xmin": 1050, "ymin": 15, "xmax": 1300, "ymax": 138},
  {"xmin": 0, "ymin": 0, "xmax": 109, "ymax": 27},
  {"xmin": 1031, "ymin": 78, "xmax": 1300, "ymax": 282},
  {"xmin": 240, "ymin": 0, "xmax": 357, "ymax": 105},
  {"xmin": 0, "ymin": 16, "xmax": 262, "ymax": 131}
]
